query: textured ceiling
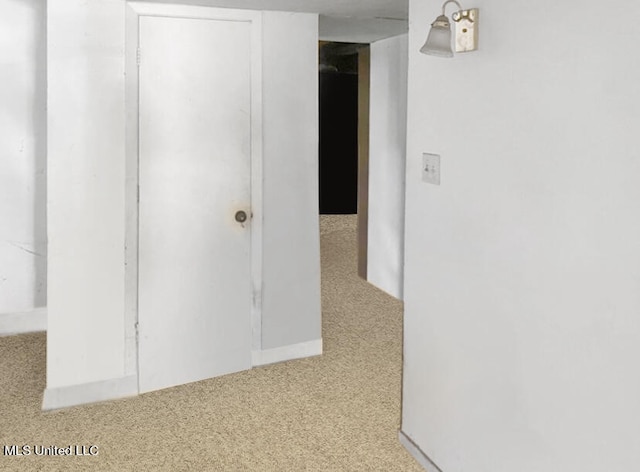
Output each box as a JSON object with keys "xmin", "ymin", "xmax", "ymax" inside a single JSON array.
[{"xmin": 150, "ymin": 0, "xmax": 409, "ymax": 20}]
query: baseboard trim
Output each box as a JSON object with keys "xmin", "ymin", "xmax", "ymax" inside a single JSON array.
[
  {"xmin": 0, "ymin": 307, "xmax": 47, "ymax": 337},
  {"xmin": 42, "ymin": 375, "xmax": 138, "ymax": 411},
  {"xmin": 399, "ymin": 430, "xmax": 444, "ymax": 472},
  {"xmin": 252, "ymin": 338, "xmax": 322, "ymax": 366}
]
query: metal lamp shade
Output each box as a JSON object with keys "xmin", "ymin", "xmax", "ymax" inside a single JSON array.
[{"xmin": 420, "ymin": 15, "xmax": 454, "ymax": 58}]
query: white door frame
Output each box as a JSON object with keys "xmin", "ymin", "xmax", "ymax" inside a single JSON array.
[{"xmin": 123, "ymin": 2, "xmax": 263, "ymax": 388}]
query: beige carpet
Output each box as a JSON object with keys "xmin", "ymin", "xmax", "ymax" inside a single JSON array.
[{"xmin": 0, "ymin": 215, "xmax": 422, "ymax": 472}]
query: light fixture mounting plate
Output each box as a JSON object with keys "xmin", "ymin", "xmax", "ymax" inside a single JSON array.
[{"xmin": 452, "ymin": 8, "xmax": 478, "ymax": 53}]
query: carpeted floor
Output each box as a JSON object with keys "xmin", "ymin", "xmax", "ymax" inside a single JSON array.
[{"xmin": 0, "ymin": 215, "xmax": 422, "ymax": 472}]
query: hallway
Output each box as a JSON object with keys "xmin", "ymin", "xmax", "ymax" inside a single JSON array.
[{"xmin": 0, "ymin": 215, "xmax": 421, "ymax": 471}]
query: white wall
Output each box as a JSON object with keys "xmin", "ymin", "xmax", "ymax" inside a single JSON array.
[
  {"xmin": 367, "ymin": 34, "xmax": 407, "ymax": 300},
  {"xmin": 0, "ymin": 0, "xmax": 47, "ymax": 317},
  {"xmin": 319, "ymin": 16, "xmax": 407, "ymax": 43},
  {"xmin": 46, "ymin": 1, "xmax": 321, "ymax": 401},
  {"xmin": 401, "ymin": 1, "xmax": 640, "ymax": 471},
  {"xmin": 261, "ymin": 12, "xmax": 322, "ymax": 350},
  {"xmin": 47, "ymin": 0, "xmax": 127, "ymax": 389}
]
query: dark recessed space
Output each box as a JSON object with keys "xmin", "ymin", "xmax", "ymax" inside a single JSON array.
[{"xmin": 318, "ymin": 41, "xmax": 365, "ymax": 215}]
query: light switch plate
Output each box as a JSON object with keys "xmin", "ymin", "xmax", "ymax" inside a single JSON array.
[{"xmin": 422, "ymin": 153, "xmax": 440, "ymax": 185}]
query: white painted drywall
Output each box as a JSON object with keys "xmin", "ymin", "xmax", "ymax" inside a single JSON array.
[
  {"xmin": 47, "ymin": 0, "xmax": 127, "ymax": 388},
  {"xmin": 261, "ymin": 11, "xmax": 322, "ymax": 350},
  {"xmin": 46, "ymin": 1, "xmax": 321, "ymax": 396},
  {"xmin": 367, "ymin": 34, "xmax": 407, "ymax": 300},
  {"xmin": 319, "ymin": 16, "xmax": 407, "ymax": 43},
  {"xmin": 150, "ymin": 0, "xmax": 407, "ymax": 20},
  {"xmin": 401, "ymin": 1, "xmax": 640, "ymax": 471},
  {"xmin": 0, "ymin": 0, "xmax": 47, "ymax": 316}
]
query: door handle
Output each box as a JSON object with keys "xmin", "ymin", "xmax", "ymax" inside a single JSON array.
[{"xmin": 235, "ymin": 210, "xmax": 248, "ymax": 223}]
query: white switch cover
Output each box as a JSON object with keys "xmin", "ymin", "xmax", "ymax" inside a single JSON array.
[{"xmin": 422, "ymin": 153, "xmax": 440, "ymax": 185}]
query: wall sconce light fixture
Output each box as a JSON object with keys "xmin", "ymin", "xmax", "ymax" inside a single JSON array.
[{"xmin": 420, "ymin": 0, "xmax": 478, "ymax": 57}]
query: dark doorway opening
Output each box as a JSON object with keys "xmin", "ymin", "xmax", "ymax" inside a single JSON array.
[{"xmin": 318, "ymin": 42, "xmax": 363, "ymax": 215}]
